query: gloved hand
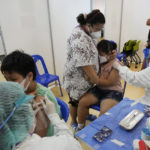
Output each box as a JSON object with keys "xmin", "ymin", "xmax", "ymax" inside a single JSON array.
[
  {"xmin": 41, "ymin": 97, "xmax": 56, "ymax": 116},
  {"xmin": 112, "ymin": 61, "xmax": 121, "ymax": 70}
]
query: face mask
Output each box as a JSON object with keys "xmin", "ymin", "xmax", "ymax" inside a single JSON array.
[
  {"xmin": 90, "ymin": 31, "xmax": 101, "ymax": 40},
  {"xmin": 99, "ymin": 55, "xmax": 107, "ymax": 64},
  {"xmin": 20, "ymin": 77, "xmax": 30, "ymax": 92}
]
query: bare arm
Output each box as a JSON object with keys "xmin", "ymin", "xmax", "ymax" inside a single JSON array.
[
  {"xmin": 146, "ymin": 19, "xmax": 150, "ymax": 26},
  {"xmin": 82, "ymin": 65, "xmax": 100, "ymax": 85},
  {"xmin": 98, "ymin": 69, "xmax": 119, "ymax": 87}
]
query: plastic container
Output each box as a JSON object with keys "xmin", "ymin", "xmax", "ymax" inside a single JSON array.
[{"xmin": 141, "ymin": 117, "xmax": 150, "ymax": 140}]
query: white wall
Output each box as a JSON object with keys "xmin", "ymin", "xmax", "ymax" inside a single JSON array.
[
  {"xmin": 49, "ymin": 0, "xmax": 91, "ymax": 81},
  {"xmin": 104, "ymin": 0, "xmax": 150, "ymax": 59},
  {"xmin": 0, "ymin": 0, "xmax": 54, "ymax": 73},
  {"xmin": 92, "ymin": 0, "xmax": 105, "ymax": 14},
  {"xmin": 104, "ymin": 0, "xmax": 122, "ymax": 48},
  {"xmin": 120, "ymin": 0, "xmax": 150, "ymax": 58}
]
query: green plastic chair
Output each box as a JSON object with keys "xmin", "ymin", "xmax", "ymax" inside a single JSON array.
[
  {"xmin": 125, "ymin": 40, "xmax": 136, "ymax": 51},
  {"xmin": 133, "ymin": 40, "xmax": 140, "ymax": 51}
]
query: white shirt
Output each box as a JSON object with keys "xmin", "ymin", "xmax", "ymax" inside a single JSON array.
[
  {"xmin": 13, "ymin": 113, "xmax": 82, "ymax": 150},
  {"xmin": 117, "ymin": 65, "xmax": 150, "ymax": 105}
]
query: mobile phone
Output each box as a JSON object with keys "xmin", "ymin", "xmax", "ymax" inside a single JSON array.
[{"xmin": 93, "ymin": 126, "xmax": 112, "ymax": 142}]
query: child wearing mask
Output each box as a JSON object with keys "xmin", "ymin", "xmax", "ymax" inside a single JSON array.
[
  {"xmin": 77, "ymin": 40, "xmax": 123, "ymax": 131},
  {"xmin": 1, "ymin": 50, "xmax": 61, "ymax": 137}
]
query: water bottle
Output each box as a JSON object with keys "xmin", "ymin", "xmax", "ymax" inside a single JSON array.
[{"xmin": 141, "ymin": 117, "xmax": 150, "ymax": 140}]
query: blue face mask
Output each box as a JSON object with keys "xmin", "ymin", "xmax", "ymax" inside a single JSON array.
[{"xmin": 0, "ymin": 94, "xmax": 34, "ymax": 130}]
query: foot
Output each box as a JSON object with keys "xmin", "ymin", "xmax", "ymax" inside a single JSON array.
[
  {"xmin": 86, "ymin": 114, "xmax": 97, "ymax": 121},
  {"xmin": 75, "ymin": 126, "xmax": 84, "ymax": 133},
  {"xmin": 70, "ymin": 123, "xmax": 78, "ymax": 131}
]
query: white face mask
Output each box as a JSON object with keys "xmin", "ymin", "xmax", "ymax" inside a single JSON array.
[
  {"xmin": 90, "ymin": 31, "xmax": 101, "ymax": 40},
  {"xmin": 19, "ymin": 77, "xmax": 30, "ymax": 92},
  {"xmin": 99, "ymin": 55, "xmax": 107, "ymax": 64}
]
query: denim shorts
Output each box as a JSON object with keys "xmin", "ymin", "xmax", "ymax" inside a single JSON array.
[{"xmin": 87, "ymin": 86, "xmax": 123, "ymax": 104}]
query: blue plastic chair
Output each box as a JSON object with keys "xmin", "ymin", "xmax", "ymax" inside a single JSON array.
[
  {"xmin": 143, "ymin": 48, "xmax": 150, "ymax": 68},
  {"xmin": 56, "ymin": 97, "xmax": 69, "ymax": 122},
  {"xmin": 32, "ymin": 55, "xmax": 63, "ymax": 96}
]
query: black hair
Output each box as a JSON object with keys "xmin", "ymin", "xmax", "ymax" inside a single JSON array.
[
  {"xmin": 77, "ymin": 9, "xmax": 105, "ymax": 26},
  {"xmin": 97, "ymin": 40, "xmax": 113, "ymax": 54},
  {"xmin": 111, "ymin": 42, "xmax": 117, "ymax": 50},
  {"xmin": 1, "ymin": 50, "xmax": 36, "ymax": 80}
]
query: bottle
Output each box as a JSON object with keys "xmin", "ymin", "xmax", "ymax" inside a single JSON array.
[{"xmin": 141, "ymin": 117, "xmax": 150, "ymax": 140}]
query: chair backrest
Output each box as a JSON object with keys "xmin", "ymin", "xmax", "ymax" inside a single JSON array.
[
  {"xmin": 143, "ymin": 48, "xmax": 150, "ymax": 68},
  {"xmin": 32, "ymin": 55, "xmax": 49, "ymax": 76},
  {"xmin": 133, "ymin": 40, "xmax": 141, "ymax": 51},
  {"xmin": 126, "ymin": 40, "xmax": 137, "ymax": 51},
  {"xmin": 56, "ymin": 97, "xmax": 69, "ymax": 122}
]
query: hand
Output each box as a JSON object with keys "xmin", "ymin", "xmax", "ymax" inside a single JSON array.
[
  {"xmin": 146, "ymin": 19, "xmax": 150, "ymax": 26},
  {"xmin": 109, "ymin": 50, "xmax": 117, "ymax": 60},
  {"xmin": 41, "ymin": 97, "xmax": 56, "ymax": 115},
  {"xmin": 112, "ymin": 61, "xmax": 121, "ymax": 69}
]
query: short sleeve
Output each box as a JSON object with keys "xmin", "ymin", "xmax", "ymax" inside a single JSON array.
[{"xmin": 72, "ymin": 34, "xmax": 98, "ymax": 67}]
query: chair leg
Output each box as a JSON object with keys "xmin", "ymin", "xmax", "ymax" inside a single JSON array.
[
  {"xmin": 57, "ymin": 78, "xmax": 63, "ymax": 97},
  {"xmin": 123, "ymin": 81, "xmax": 127, "ymax": 97}
]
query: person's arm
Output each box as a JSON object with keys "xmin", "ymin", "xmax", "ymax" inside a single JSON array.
[
  {"xmin": 82, "ymin": 65, "xmax": 100, "ymax": 85},
  {"xmin": 113, "ymin": 61, "xmax": 150, "ymax": 88},
  {"xmin": 42, "ymin": 98, "xmax": 73, "ymax": 137},
  {"xmin": 98, "ymin": 69, "xmax": 119, "ymax": 87},
  {"xmin": 146, "ymin": 19, "xmax": 150, "ymax": 26}
]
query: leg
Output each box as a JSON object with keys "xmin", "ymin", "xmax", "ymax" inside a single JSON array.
[
  {"xmin": 57, "ymin": 78, "xmax": 63, "ymax": 96},
  {"xmin": 99, "ymin": 98, "xmax": 118, "ymax": 116},
  {"xmin": 69, "ymin": 104, "xmax": 78, "ymax": 125},
  {"xmin": 78, "ymin": 93, "xmax": 98, "ymax": 125}
]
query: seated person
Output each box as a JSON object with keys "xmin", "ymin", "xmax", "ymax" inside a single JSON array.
[
  {"xmin": 0, "ymin": 50, "xmax": 61, "ymax": 136},
  {"xmin": 77, "ymin": 40, "xmax": 123, "ymax": 131},
  {"xmin": 0, "ymin": 82, "xmax": 82, "ymax": 150}
]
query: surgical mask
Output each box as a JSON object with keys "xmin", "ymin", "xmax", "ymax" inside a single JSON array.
[
  {"xmin": 99, "ymin": 55, "xmax": 107, "ymax": 64},
  {"xmin": 90, "ymin": 31, "xmax": 101, "ymax": 41},
  {"xmin": 20, "ymin": 77, "xmax": 30, "ymax": 92}
]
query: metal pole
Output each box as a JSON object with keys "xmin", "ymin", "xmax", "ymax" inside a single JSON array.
[
  {"xmin": 0, "ymin": 26, "xmax": 7, "ymax": 55},
  {"xmin": 118, "ymin": 0, "xmax": 124, "ymax": 52},
  {"xmin": 46, "ymin": 0, "xmax": 56, "ymax": 75},
  {"xmin": 103, "ymin": 0, "xmax": 106, "ymax": 38},
  {"xmin": 90, "ymin": 0, "xmax": 92, "ymax": 11}
]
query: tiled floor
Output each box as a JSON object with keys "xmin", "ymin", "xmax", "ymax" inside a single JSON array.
[{"xmin": 0, "ymin": 63, "xmax": 145, "ymax": 150}]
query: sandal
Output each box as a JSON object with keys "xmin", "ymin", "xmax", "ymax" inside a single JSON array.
[{"xmin": 70, "ymin": 123, "xmax": 78, "ymax": 131}]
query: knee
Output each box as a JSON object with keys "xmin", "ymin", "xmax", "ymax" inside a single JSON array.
[
  {"xmin": 100, "ymin": 101, "xmax": 118, "ymax": 114},
  {"xmin": 79, "ymin": 98, "xmax": 89, "ymax": 108}
]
